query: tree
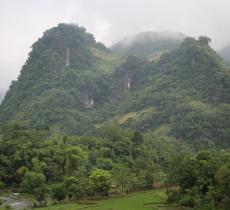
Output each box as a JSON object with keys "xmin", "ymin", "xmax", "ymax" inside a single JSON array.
[
  {"xmin": 32, "ymin": 157, "xmax": 46, "ymax": 173},
  {"xmin": 34, "ymin": 186, "xmax": 48, "ymax": 207},
  {"xmin": 215, "ymin": 164, "xmax": 230, "ymax": 210},
  {"xmin": 0, "ymin": 181, "xmax": 5, "ymax": 189},
  {"xmin": 131, "ymin": 131, "xmax": 143, "ymax": 145},
  {"xmin": 51, "ymin": 183, "xmax": 66, "ymax": 201},
  {"xmin": 132, "ymin": 159, "xmax": 157, "ymax": 188},
  {"xmin": 112, "ymin": 164, "xmax": 133, "ymax": 194},
  {"xmin": 64, "ymin": 176, "xmax": 85, "ymax": 200},
  {"xmin": 97, "ymin": 158, "xmax": 113, "ymax": 170},
  {"xmin": 21, "ymin": 171, "xmax": 46, "ymax": 194},
  {"xmin": 198, "ymin": 36, "xmax": 211, "ymax": 46},
  {"xmin": 65, "ymin": 146, "xmax": 87, "ymax": 176},
  {"xmin": 89, "ymin": 169, "xmax": 112, "ymax": 196},
  {"xmin": 166, "ymin": 151, "xmax": 230, "ymax": 209}
]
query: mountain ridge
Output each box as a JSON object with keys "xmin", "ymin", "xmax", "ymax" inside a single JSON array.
[
  {"xmin": 110, "ymin": 31, "xmax": 185, "ymax": 57},
  {"xmin": 0, "ymin": 24, "xmax": 230, "ymax": 149}
]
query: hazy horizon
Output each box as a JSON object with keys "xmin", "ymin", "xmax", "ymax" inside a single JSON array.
[{"xmin": 1, "ymin": 0, "xmax": 230, "ymax": 98}]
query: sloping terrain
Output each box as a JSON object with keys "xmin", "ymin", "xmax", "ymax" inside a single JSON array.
[
  {"xmin": 0, "ymin": 24, "xmax": 123, "ymax": 134},
  {"xmin": 0, "ymin": 24, "xmax": 230, "ymax": 148}
]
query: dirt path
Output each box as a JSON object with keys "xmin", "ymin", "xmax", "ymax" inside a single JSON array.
[{"xmin": 1, "ymin": 193, "xmax": 31, "ymax": 210}]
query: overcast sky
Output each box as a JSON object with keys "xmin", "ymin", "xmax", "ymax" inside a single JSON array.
[{"xmin": 0, "ymin": 0, "xmax": 230, "ymax": 96}]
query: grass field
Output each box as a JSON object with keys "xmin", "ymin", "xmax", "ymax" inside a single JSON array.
[{"xmin": 34, "ymin": 189, "xmax": 185, "ymax": 210}]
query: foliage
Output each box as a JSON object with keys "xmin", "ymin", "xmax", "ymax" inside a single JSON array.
[
  {"xmin": 112, "ymin": 164, "xmax": 133, "ymax": 193},
  {"xmin": 0, "ymin": 24, "xmax": 229, "ymax": 152},
  {"xmin": 89, "ymin": 169, "xmax": 112, "ymax": 196},
  {"xmin": 64, "ymin": 177, "xmax": 84, "ymax": 200},
  {"xmin": 166, "ymin": 150, "xmax": 230, "ymax": 209},
  {"xmin": 0, "ymin": 124, "xmax": 170, "ymax": 198},
  {"xmin": 21, "ymin": 171, "xmax": 46, "ymax": 194},
  {"xmin": 0, "ymin": 181, "xmax": 4, "ymax": 189},
  {"xmin": 33, "ymin": 186, "xmax": 48, "ymax": 207},
  {"xmin": 65, "ymin": 146, "xmax": 87, "ymax": 176},
  {"xmin": 0, "ymin": 24, "xmax": 229, "ymax": 210},
  {"xmin": 51, "ymin": 183, "xmax": 66, "ymax": 201}
]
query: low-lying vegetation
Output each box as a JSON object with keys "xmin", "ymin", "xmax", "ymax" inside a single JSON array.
[{"xmin": 0, "ymin": 123, "xmax": 229, "ymax": 210}]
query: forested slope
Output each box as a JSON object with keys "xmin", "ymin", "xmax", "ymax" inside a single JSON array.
[
  {"xmin": 0, "ymin": 24, "xmax": 230, "ymax": 210},
  {"xmin": 0, "ymin": 24, "xmax": 230, "ymax": 149}
]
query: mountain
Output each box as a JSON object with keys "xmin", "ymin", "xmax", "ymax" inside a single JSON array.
[
  {"xmin": 103, "ymin": 37, "xmax": 230, "ymax": 149},
  {"xmin": 110, "ymin": 31, "xmax": 185, "ymax": 58},
  {"xmin": 0, "ymin": 23, "xmax": 123, "ymax": 134},
  {"xmin": 0, "ymin": 24, "xmax": 230, "ymax": 149},
  {"xmin": 0, "ymin": 91, "xmax": 5, "ymax": 103},
  {"xmin": 219, "ymin": 43, "xmax": 230, "ymax": 65}
]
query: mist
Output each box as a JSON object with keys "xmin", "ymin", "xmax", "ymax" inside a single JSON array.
[{"xmin": 1, "ymin": 0, "xmax": 230, "ymax": 98}]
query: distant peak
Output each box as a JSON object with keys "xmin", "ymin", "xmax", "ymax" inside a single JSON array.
[{"xmin": 111, "ymin": 31, "xmax": 186, "ymax": 57}]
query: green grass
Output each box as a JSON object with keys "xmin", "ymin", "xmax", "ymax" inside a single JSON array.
[
  {"xmin": 34, "ymin": 189, "xmax": 185, "ymax": 210},
  {"xmin": 90, "ymin": 47, "xmax": 124, "ymax": 73},
  {"xmin": 118, "ymin": 107, "xmax": 156, "ymax": 125},
  {"xmin": 148, "ymin": 50, "xmax": 170, "ymax": 62},
  {"xmin": 118, "ymin": 111, "xmax": 140, "ymax": 124},
  {"xmin": 95, "ymin": 106, "xmax": 157, "ymax": 128}
]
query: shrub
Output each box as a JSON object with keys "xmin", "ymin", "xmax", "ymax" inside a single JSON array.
[
  {"xmin": 51, "ymin": 183, "xmax": 66, "ymax": 201},
  {"xmin": 166, "ymin": 188, "xmax": 181, "ymax": 203},
  {"xmin": 64, "ymin": 177, "xmax": 84, "ymax": 200},
  {"xmin": 0, "ymin": 181, "xmax": 5, "ymax": 189},
  {"xmin": 33, "ymin": 187, "xmax": 48, "ymax": 207},
  {"xmin": 179, "ymin": 194, "xmax": 198, "ymax": 207},
  {"xmin": 89, "ymin": 169, "xmax": 112, "ymax": 196},
  {"xmin": 21, "ymin": 171, "xmax": 46, "ymax": 194}
]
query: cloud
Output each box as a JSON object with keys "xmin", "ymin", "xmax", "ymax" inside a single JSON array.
[{"xmin": 0, "ymin": 0, "xmax": 230, "ymax": 95}]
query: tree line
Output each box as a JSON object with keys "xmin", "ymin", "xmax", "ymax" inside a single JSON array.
[{"xmin": 0, "ymin": 122, "xmax": 229, "ymax": 210}]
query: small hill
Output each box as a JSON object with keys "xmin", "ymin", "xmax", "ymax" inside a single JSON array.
[{"xmin": 110, "ymin": 31, "xmax": 185, "ymax": 57}]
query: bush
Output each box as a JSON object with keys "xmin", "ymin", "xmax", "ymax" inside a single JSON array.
[
  {"xmin": 179, "ymin": 194, "xmax": 198, "ymax": 207},
  {"xmin": 33, "ymin": 187, "xmax": 48, "ymax": 207},
  {"xmin": 0, "ymin": 205, "xmax": 12, "ymax": 210},
  {"xmin": 64, "ymin": 177, "xmax": 84, "ymax": 200},
  {"xmin": 21, "ymin": 171, "xmax": 46, "ymax": 194},
  {"xmin": 0, "ymin": 181, "xmax": 5, "ymax": 189},
  {"xmin": 51, "ymin": 183, "xmax": 66, "ymax": 201},
  {"xmin": 89, "ymin": 169, "xmax": 112, "ymax": 196},
  {"xmin": 223, "ymin": 197, "xmax": 230, "ymax": 210},
  {"xmin": 166, "ymin": 188, "xmax": 181, "ymax": 203}
]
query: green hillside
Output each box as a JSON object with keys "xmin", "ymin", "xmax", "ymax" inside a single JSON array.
[
  {"xmin": 0, "ymin": 24, "xmax": 230, "ymax": 210},
  {"xmin": 0, "ymin": 24, "xmax": 123, "ymax": 134},
  {"xmin": 106, "ymin": 37, "xmax": 230, "ymax": 149},
  {"xmin": 0, "ymin": 24, "xmax": 230, "ymax": 149}
]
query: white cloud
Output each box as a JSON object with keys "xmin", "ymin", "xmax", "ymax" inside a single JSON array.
[{"xmin": 0, "ymin": 0, "xmax": 230, "ymax": 95}]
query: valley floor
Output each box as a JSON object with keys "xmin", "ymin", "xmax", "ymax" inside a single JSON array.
[{"xmin": 34, "ymin": 189, "xmax": 185, "ymax": 210}]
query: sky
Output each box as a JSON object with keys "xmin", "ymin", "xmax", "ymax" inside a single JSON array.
[{"xmin": 0, "ymin": 0, "xmax": 230, "ymax": 97}]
